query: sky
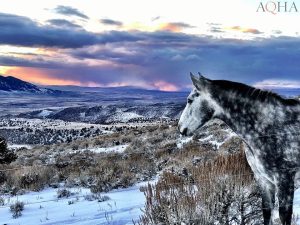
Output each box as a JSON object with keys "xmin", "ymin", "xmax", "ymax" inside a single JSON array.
[{"xmin": 0, "ymin": 0, "xmax": 300, "ymax": 91}]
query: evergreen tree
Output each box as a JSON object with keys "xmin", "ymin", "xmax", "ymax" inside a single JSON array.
[{"xmin": 0, "ymin": 136, "xmax": 17, "ymax": 164}]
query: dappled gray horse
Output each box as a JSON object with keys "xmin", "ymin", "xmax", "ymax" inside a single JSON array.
[{"xmin": 178, "ymin": 74, "xmax": 300, "ymax": 225}]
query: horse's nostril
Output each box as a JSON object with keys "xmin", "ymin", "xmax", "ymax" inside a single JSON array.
[{"xmin": 181, "ymin": 128, "xmax": 188, "ymax": 136}]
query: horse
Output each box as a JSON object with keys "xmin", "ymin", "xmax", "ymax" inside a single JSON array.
[{"xmin": 178, "ymin": 73, "xmax": 300, "ymax": 225}]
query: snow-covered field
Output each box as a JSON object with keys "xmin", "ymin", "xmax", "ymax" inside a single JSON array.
[
  {"xmin": 8, "ymin": 144, "xmax": 33, "ymax": 149},
  {"xmin": 0, "ymin": 118, "xmax": 106, "ymax": 130},
  {"xmin": 1, "ymin": 182, "xmax": 149, "ymax": 225},
  {"xmin": 70, "ymin": 144, "xmax": 129, "ymax": 155},
  {"xmin": 87, "ymin": 144, "xmax": 129, "ymax": 154},
  {"xmin": 2, "ymin": 185, "xmax": 300, "ymax": 224}
]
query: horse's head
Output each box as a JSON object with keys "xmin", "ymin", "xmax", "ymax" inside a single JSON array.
[{"xmin": 178, "ymin": 73, "xmax": 223, "ymax": 136}]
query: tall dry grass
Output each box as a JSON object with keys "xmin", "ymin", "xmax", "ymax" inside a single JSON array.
[{"xmin": 137, "ymin": 151, "xmax": 263, "ymax": 225}]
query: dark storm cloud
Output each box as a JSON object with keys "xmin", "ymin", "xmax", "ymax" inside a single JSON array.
[
  {"xmin": 0, "ymin": 13, "xmax": 142, "ymax": 48},
  {"xmin": 0, "ymin": 55, "xmax": 65, "ymax": 68},
  {"xmin": 100, "ymin": 19, "xmax": 123, "ymax": 26},
  {"xmin": 47, "ymin": 19, "xmax": 82, "ymax": 29},
  {"xmin": 67, "ymin": 34, "xmax": 300, "ymax": 87},
  {"xmin": 0, "ymin": 13, "xmax": 96, "ymax": 47},
  {"xmin": 53, "ymin": 5, "xmax": 89, "ymax": 19}
]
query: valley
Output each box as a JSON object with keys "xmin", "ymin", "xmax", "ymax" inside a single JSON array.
[{"xmin": 1, "ymin": 76, "xmax": 300, "ymax": 224}]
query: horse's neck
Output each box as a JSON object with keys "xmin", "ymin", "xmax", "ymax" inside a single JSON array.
[{"xmin": 214, "ymin": 94, "xmax": 281, "ymax": 137}]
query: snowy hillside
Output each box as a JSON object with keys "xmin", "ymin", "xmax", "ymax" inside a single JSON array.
[
  {"xmin": 16, "ymin": 102, "xmax": 184, "ymax": 123},
  {"xmin": 0, "ymin": 75, "xmax": 63, "ymax": 95}
]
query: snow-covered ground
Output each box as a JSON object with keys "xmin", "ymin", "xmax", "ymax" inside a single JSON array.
[
  {"xmin": 87, "ymin": 144, "xmax": 129, "ymax": 154},
  {"xmin": 2, "ymin": 185, "xmax": 300, "ymax": 224},
  {"xmin": 0, "ymin": 118, "xmax": 105, "ymax": 130},
  {"xmin": 1, "ymin": 175, "xmax": 300, "ymax": 224},
  {"xmin": 292, "ymin": 192, "xmax": 300, "ymax": 223},
  {"xmin": 1, "ymin": 182, "xmax": 148, "ymax": 225},
  {"xmin": 8, "ymin": 144, "xmax": 33, "ymax": 149},
  {"xmin": 70, "ymin": 144, "xmax": 129, "ymax": 155}
]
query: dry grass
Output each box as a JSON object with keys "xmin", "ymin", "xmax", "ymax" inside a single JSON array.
[
  {"xmin": 137, "ymin": 151, "xmax": 263, "ymax": 225},
  {"xmin": 1, "ymin": 121, "xmax": 264, "ymax": 225}
]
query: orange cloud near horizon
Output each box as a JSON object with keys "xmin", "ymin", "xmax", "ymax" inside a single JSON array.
[
  {"xmin": 0, "ymin": 66, "xmax": 180, "ymax": 91},
  {"xmin": 0, "ymin": 66, "xmax": 84, "ymax": 86},
  {"xmin": 159, "ymin": 23, "xmax": 183, "ymax": 32},
  {"xmin": 153, "ymin": 80, "xmax": 179, "ymax": 92},
  {"xmin": 227, "ymin": 26, "xmax": 262, "ymax": 34}
]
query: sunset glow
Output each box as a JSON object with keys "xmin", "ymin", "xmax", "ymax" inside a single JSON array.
[
  {"xmin": 0, "ymin": 0, "xmax": 299, "ymax": 90},
  {"xmin": 1, "ymin": 67, "xmax": 83, "ymax": 86}
]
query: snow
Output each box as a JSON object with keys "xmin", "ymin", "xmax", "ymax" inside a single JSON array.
[
  {"xmin": 87, "ymin": 144, "xmax": 129, "ymax": 154},
  {"xmin": 2, "ymin": 178, "xmax": 300, "ymax": 224},
  {"xmin": 111, "ymin": 112, "xmax": 143, "ymax": 123},
  {"xmin": 8, "ymin": 144, "xmax": 33, "ymax": 149},
  {"xmin": 0, "ymin": 182, "xmax": 148, "ymax": 225},
  {"xmin": 0, "ymin": 118, "xmax": 105, "ymax": 130},
  {"xmin": 291, "ymin": 191, "xmax": 300, "ymax": 223},
  {"xmin": 177, "ymin": 136, "xmax": 193, "ymax": 148},
  {"xmin": 37, "ymin": 110, "xmax": 53, "ymax": 118},
  {"xmin": 198, "ymin": 129, "xmax": 237, "ymax": 149}
]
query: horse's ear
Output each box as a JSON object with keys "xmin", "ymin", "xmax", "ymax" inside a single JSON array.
[
  {"xmin": 190, "ymin": 72, "xmax": 211, "ymax": 90},
  {"xmin": 190, "ymin": 72, "xmax": 200, "ymax": 88}
]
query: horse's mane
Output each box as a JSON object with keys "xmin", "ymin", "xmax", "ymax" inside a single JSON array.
[{"xmin": 212, "ymin": 79, "xmax": 300, "ymax": 106}]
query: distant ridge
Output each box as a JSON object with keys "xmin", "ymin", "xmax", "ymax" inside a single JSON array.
[{"xmin": 44, "ymin": 85, "xmax": 187, "ymax": 93}]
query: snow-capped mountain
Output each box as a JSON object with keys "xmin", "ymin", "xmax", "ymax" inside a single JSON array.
[{"xmin": 0, "ymin": 75, "xmax": 63, "ymax": 95}]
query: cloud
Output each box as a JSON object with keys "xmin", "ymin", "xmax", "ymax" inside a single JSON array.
[
  {"xmin": 0, "ymin": 13, "xmax": 142, "ymax": 48},
  {"xmin": 152, "ymin": 81, "xmax": 179, "ymax": 91},
  {"xmin": 0, "ymin": 54, "xmax": 69, "ymax": 69},
  {"xmin": 206, "ymin": 23, "xmax": 224, "ymax": 33},
  {"xmin": 53, "ymin": 5, "xmax": 89, "ymax": 19},
  {"xmin": 47, "ymin": 19, "xmax": 82, "ymax": 29},
  {"xmin": 1, "ymin": 13, "xmax": 300, "ymax": 91},
  {"xmin": 254, "ymin": 79, "xmax": 300, "ymax": 89},
  {"xmin": 60, "ymin": 34, "xmax": 300, "ymax": 89},
  {"xmin": 100, "ymin": 19, "xmax": 123, "ymax": 26},
  {"xmin": 159, "ymin": 22, "xmax": 195, "ymax": 32},
  {"xmin": 272, "ymin": 30, "xmax": 282, "ymax": 35},
  {"xmin": 0, "ymin": 13, "xmax": 96, "ymax": 48},
  {"xmin": 151, "ymin": 16, "xmax": 160, "ymax": 22},
  {"xmin": 229, "ymin": 26, "xmax": 263, "ymax": 34},
  {"xmin": 210, "ymin": 26, "xmax": 224, "ymax": 33}
]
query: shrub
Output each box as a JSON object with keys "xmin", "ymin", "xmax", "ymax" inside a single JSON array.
[
  {"xmin": 11, "ymin": 166, "xmax": 57, "ymax": 191},
  {"xmin": 0, "ymin": 196, "xmax": 4, "ymax": 206},
  {"xmin": 57, "ymin": 188, "xmax": 73, "ymax": 198},
  {"xmin": 137, "ymin": 151, "xmax": 263, "ymax": 225},
  {"xmin": 19, "ymin": 172, "xmax": 39, "ymax": 189},
  {"xmin": 0, "ymin": 137, "xmax": 17, "ymax": 164},
  {"xmin": 10, "ymin": 201, "xmax": 25, "ymax": 218},
  {"xmin": 0, "ymin": 171, "xmax": 7, "ymax": 184},
  {"xmin": 84, "ymin": 193, "xmax": 110, "ymax": 202}
]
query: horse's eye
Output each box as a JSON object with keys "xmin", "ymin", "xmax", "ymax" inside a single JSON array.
[
  {"xmin": 195, "ymin": 92, "xmax": 200, "ymax": 97},
  {"xmin": 188, "ymin": 99, "xmax": 193, "ymax": 104}
]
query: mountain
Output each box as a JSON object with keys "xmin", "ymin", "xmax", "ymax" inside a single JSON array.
[
  {"xmin": 17, "ymin": 102, "xmax": 185, "ymax": 123},
  {"xmin": 0, "ymin": 75, "xmax": 63, "ymax": 95}
]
